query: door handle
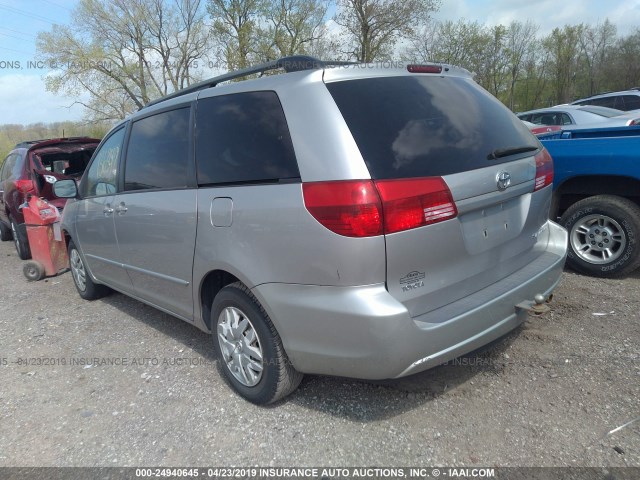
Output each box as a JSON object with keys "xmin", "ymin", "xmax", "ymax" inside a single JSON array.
[
  {"xmin": 115, "ymin": 203, "xmax": 128, "ymax": 215},
  {"xmin": 103, "ymin": 204, "xmax": 114, "ymax": 216}
]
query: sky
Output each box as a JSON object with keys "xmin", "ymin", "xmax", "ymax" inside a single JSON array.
[{"xmin": 1, "ymin": 0, "xmax": 640, "ymax": 125}]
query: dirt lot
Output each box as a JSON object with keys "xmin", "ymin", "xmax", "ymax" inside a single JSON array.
[{"xmin": 0, "ymin": 239, "xmax": 638, "ymax": 468}]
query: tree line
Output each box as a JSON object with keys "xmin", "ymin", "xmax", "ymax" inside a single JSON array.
[
  {"xmin": 0, "ymin": 122, "xmax": 112, "ymax": 159},
  {"xmin": 34, "ymin": 0, "xmax": 640, "ymax": 122}
]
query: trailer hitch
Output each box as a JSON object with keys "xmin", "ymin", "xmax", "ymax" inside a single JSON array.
[{"xmin": 516, "ymin": 294, "xmax": 553, "ymax": 316}]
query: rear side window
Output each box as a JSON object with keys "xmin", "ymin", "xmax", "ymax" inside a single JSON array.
[
  {"xmin": 195, "ymin": 91, "xmax": 299, "ymax": 185},
  {"xmin": 326, "ymin": 76, "xmax": 538, "ymax": 179},
  {"xmin": 622, "ymin": 95, "xmax": 640, "ymax": 110},
  {"xmin": 125, "ymin": 107, "xmax": 191, "ymax": 191},
  {"xmin": 591, "ymin": 97, "xmax": 617, "ymax": 108},
  {"xmin": 0, "ymin": 154, "xmax": 17, "ymax": 181}
]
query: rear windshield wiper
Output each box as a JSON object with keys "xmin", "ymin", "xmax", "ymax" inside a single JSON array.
[{"xmin": 487, "ymin": 145, "xmax": 538, "ymax": 160}]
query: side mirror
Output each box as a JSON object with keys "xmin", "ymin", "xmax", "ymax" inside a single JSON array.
[{"xmin": 53, "ymin": 179, "xmax": 78, "ymax": 199}]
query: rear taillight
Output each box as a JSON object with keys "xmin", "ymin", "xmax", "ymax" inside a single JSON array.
[
  {"xmin": 626, "ymin": 119, "xmax": 640, "ymax": 126},
  {"xmin": 534, "ymin": 148, "xmax": 554, "ymax": 191},
  {"xmin": 302, "ymin": 177, "xmax": 457, "ymax": 237},
  {"xmin": 302, "ymin": 180, "xmax": 383, "ymax": 237},
  {"xmin": 375, "ymin": 177, "xmax": 457, "ymax": 234},
  {"xmin": 15, "ymin": 179, "xmax": 35, "ymax": 194}
]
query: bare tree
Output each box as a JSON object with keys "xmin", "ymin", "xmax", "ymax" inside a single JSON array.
[
  {"xmin": 504, "ymin": 20, "xmax": 538, "ymax": 110},
  {"xmin": 334, "ymin": 0, "xmax": 440, "ymax": 62},
  {"xmin": 257, "ymin": 0, "xmax": 329, "ymax": 59},
  {"xmin": 408, "ymin": 20, "xmax": 489, "ymax": 73},
  {"xmin": 36, "ymin": 0, "xmax": 210, "ymax": 120},
  {"xmin": 610, "ymin": 28, "xmax": 640, "ymax": 91},
  {"xmin": 578, "ymin": 20, "xmax": 617, "ymax": 96}
]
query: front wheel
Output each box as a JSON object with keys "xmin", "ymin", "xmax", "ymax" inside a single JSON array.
[
  {"xmin": 560, "ymin": 195, "xmax": 640, "ymax": 278},
  {"xmin": 211, "ymin": 282, "xmax": 302, "ymax": 404},
  {"xmin": 68, "ymin": 240, "xmax": 111, "ymax": 300}
]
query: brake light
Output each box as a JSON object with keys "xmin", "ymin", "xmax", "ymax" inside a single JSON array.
[
  {"xmin": 302, "ymin": 177, "xmax": 457, "ymax": 237},
  {"xmin": 375, "ymin": 177, "xmax": 457, "ymax": 234},
  {"xmin": 302, "ymin": 180, "xmax": 383, "ymax": 237},
  {"xmin": 407, "ymin": 64, "xmax": 442, "ymax": 74},
  {"xmin": 626, "ymin": 118, "xmax": 640, "ymax": 126},
  {"xmin": 15, "ymin": 179, "xmax": 35, "ymax": 194},
  {"xmin": 534, "ymin": 148, "xmax": 554, "ymax": 191}
]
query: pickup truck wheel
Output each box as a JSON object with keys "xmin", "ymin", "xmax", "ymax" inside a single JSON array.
[
  {"xmin": 68, "ymin": 240, "xmax": 110, "ymax": 300},
  {"xmin": 560, "ymin": 195, "xmax": 640, "ymax": 278},
  {"xmin": 211, "ymin": 282, "xmax": 302, "ymax": 404}
]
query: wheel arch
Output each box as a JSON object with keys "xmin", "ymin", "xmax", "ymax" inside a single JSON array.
[
  {"xmin": 199, "ymin": 269, "xmax": 242, "ymax": 330},
  {"xmin": 553, "ymin": 174, "xmax": 640, "ymax": 218}
]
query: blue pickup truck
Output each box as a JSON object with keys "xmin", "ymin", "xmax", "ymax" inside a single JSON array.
[{"xmin": 539, "ymin": 126, "xmax": 640, "ymax": 277}]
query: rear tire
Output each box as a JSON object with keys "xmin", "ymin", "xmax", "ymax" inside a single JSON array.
[
  {"xmin": 10, "ymin": 217, "xmax": 30, "ymax": 260},
  {"xmin": 211, "ymin": 282, "xmax": 302, "ymax": 404},
  {"xmin": 68, "ymin": 240, "xmax": 110, "ymax": 300},
  {"xmin": 0, "ymin": 221, "xmax": 11, "ymax": 241},
  {"xmin": 560, "ymin": 195, "xmax": 640, "ymax": 278}
]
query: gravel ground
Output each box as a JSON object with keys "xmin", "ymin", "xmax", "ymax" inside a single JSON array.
[{"xmin": 0, "ymin": 239, "xmax": 638, "ymax": 468}]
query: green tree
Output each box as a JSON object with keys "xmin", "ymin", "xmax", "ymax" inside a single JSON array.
[
  {"xmin": 542, "ymin": 26, "xmax": 582, "ymax": 104},
  {"xmin": 208, "ymin": 0, "xmax": 265, "ymax": 70},
  {"xmin": 37, "ymin": 0, "xmax": 210, "ymax": 121}
]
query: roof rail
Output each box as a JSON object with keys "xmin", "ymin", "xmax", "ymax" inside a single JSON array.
[{"xmin": 142, "ymin": 55, "xmax": 357, "ymax": 109}]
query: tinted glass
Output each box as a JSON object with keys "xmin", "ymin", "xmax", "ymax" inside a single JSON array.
[
  {"xmin": 326, "ymin": 76, "xmax": 538, "ymax": 179},
  {"xmin": 195, "ymin": 91, "xmax": 299, "ymax": 185},
  {"xmin": 531, "ymin": 113, "xmax": 560, "ymax": 125},
  {"xmin": 0, "ymin": 154, "xmax": 15, "ymax": 181},
  {"xmin": 622, "ymin": 95, "xmax": 640, "ymax": 110},
  {"xmin": 591, "ymin": 97, "xmax": 617, "ymax": 108},
  {"xmin": 125, "ymin": 108, "xmax": 190, "ymax": 191},
  {"xmin": 84, "ymin": 128, "xmax": 125, "ymax": 197}
]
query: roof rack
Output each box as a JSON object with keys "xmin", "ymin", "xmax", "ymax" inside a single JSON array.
[{"xmin": 142, "ymin": 55, "xmax": 357, "ymax": 109}]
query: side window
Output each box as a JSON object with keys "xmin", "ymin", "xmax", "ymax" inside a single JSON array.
[
  {"xmin": 592, "ymin": 97, "xmax": 616, "ymax": 108},
  {"xmin": 623, "ymin": 95, "xmax": 640, "ymax": 111},
  {"xmin": 195, "ymin": 91, "xmax": 300, "ymax": 185},
  {"xmin": 0, "ymin": 155, "xmax": 11, "ymax": 181},
  {"xmin": 84, "ymin": 128, "xmax": 125, "ymax": 197},
  {"xmin": 124, "ymin": 107, "xmax": 190, "ymax": 191},
  {"xmin": 560, "ymin": 113, "xmax": 573, "ymax": 125},
  {"xmin": 1, "ymin": 154, "xmax": 17, "ymax": 181}
]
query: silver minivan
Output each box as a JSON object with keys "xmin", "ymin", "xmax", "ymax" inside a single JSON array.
[{"xmin": 55, "ymin": 57, "xmax": 567, "ymax": 404}]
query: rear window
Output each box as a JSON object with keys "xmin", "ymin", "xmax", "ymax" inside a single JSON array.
[{"xmin": 326, "ymin": 76, "xmax": 540, "ymax": 179}]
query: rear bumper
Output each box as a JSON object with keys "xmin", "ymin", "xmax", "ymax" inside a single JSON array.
[{"xmin": 252, "ymin": 221, "xmax": 568, "ymax": 379}]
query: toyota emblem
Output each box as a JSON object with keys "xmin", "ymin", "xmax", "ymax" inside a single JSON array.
[{"xmin": 496, "ymin": 171, "xmax": 511, "ymax": 191}]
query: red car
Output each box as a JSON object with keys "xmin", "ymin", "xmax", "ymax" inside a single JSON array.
[{"xmin": 0, "ymin": 137, "xmax": 100, "ymax": 259}]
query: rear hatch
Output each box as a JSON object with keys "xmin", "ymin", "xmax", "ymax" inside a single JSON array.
[
  {"xmin": 29, "ymin": 139, "xmax": 99, "ymax": 209},
  {"xmin": 325, "ymin": 72, "xmax": 553, "ymax": 317}
]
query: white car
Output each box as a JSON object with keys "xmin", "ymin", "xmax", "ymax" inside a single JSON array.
[{"xmin": 517, "ymin": 105, "xmax": 624, "ymax": 126}]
